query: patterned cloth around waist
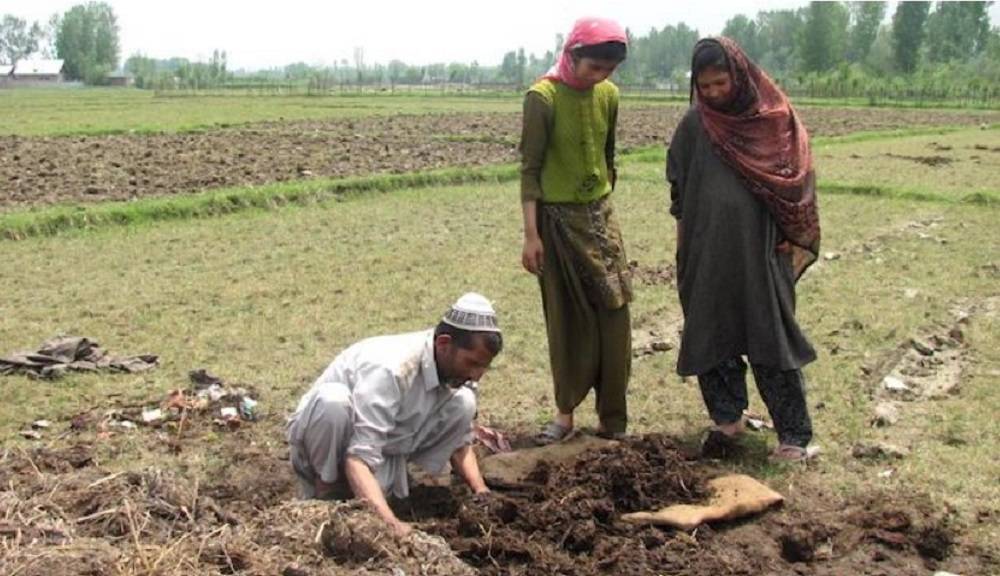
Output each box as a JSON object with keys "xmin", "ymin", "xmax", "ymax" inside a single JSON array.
[{"xmin": 542, "ymin": 195, "xmax": 632, "ymax": 309}]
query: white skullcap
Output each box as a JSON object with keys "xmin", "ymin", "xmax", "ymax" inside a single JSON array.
[{"xmin": 442, "ymin": 292, "xmax": 500, "ymax": 333}]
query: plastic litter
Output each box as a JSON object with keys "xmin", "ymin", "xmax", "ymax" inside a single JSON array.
[{"xmin": 142, "ymin": 408, "xmax": 164, "ymax": 423}]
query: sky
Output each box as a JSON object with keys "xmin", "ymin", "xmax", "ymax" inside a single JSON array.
[{"xmin": 5, "ymin": 0, "xmax": 1000, "ymax": 71}]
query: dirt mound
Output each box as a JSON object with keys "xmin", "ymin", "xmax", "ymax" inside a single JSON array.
[
  {"xmin": 1, "ymin": 433, "xmax": 993, "ymax": 575},
  {"xmin": 628, "ymin": 260, "xmax": 675, "ymax": 287},
  {"xmin": 0, "ymin": 446, "xmax": 470, "ymax": 575},
  {"xmin": 400, "ymin": 435, "xmax": 989, "ymax": 576}
]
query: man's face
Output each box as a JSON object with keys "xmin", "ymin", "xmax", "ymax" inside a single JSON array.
[
  {"xmin": 436, "ymin": 335, "xmax": 495, "ymax": 388},
  {"xmin": 696, "ymin": 67, "xmax": 734, "ymax": 109},
  {"xmin": 573, "ymin": 57, "xmax": 619, "ymax": 87}
]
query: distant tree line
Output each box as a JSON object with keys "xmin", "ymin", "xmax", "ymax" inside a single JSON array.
[
  {"xmin": 711, "ymin": 1, "xmax": 998, "ymax": 100},
  {"xmin": 1, "ymin": 0, "xmax": 997, "ymax": 102},
  {"xmin": 123, "ymin": 51, "xmax": 229, "ymax": 90}
]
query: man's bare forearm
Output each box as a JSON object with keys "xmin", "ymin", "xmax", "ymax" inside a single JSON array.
[
  {"xmin": 344, "ymin": 455, "xmax": 410, "ymax": 535},
  {"xmin": 450, "ymin": 445, "xmax": 488, "ymax": 494}
]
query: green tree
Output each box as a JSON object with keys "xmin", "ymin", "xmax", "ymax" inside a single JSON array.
[
  {"xmin": 865, "ymin": 24, "xmax": 895, "ymax": 74},
  {"xmin": 38, "ymin": 14, "xmax": 60, "ymax": 58},
  {"xmin": 0, "ymin": 15, "xmax": 41, "ymax": 64},
  {"xmin": 387, "ymin": 59, "xmax": 406, "ymax": 87},
  {"xmin": 516, "ymin": 47, "xmax": 527, "ymax": 89},
  {"xmin": 613, "ymin": 27, "xmax": 638, "ymax": 84},
  {"xmin": 447, "ymin": 62, "xmax": 468, "ymax": 83},
  {"xmin": 499, "ymin": 50, "xmax": 517, "ymax": 83},
  {"xmin": 123, "ymin": 53, "xmax": 156, "ymax": 87},
  {"xmin": 283, "ymin": 62, "xmax": 312, "ymax": 80},
  {"xmin": 209, "ymin": 49, "xmax": 227, "ymax": 83},
  {"xmin": 469, "ymin": 60, "xmax": 480, "ymax": 84},
  {"xmin": 891, "ymin": 1, "xmax": 931, "ymax": 73},
  {"xmin": 426, "ymin": 62, "xmax": 447, "ymax": 83},
  {"xmin": 847, "ymin": 1, "xmax": 887, "ymax": 62},
  {"xmin": 722, "ymin": 14, "xmax": 763, "ymax": 60},
  {"xmin": 925, "ymin": 1, "xmax": 993, "ymax": 63},
  {"xmin": 756, "ymin": 9, "xmax": 806, "ymax": 74},
  {"xmin": 975, "ymin": 26, "xmax": 1000, "ymax": 82},
  {"xmin": 352, "ymin": 46, "xmax": 364, "ymax": 84},
  {"xmin": 632, "ymin": 22, "xmax": 699, "ymax": 85},
  {"xmin": 800, "ymin": 1, "xmax": 849, "ymax": 72},
  {"xmin": 55, "ymin": 2, "xmax": 120, "ymax": 83}
]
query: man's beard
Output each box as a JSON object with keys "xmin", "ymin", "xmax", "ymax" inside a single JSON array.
[{"xmin": 444, "ymin": 377, "xmax": 468, "ymax": 389}]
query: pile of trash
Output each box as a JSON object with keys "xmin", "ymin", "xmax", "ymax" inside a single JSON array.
[
  {"xmin": 20, "ymin": 369, "xmax": 262, "ymax": 442},
  {"xmin": 103, "ymin": 369, "xmax": 260, "ymax": 434}
]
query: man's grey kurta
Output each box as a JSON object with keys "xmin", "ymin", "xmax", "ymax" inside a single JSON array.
[
  {"xmin": 667, "ymin": 109, "xmax": 816, "ymax": 377},
  {"xmin": 286, "ymin": 329, "xmax": 476, "ymax": 499}
]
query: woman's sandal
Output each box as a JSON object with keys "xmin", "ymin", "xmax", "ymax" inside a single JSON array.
[
  {"xmin": 534, "ymin": 421, "xmax": 576, "ymax": 446},
  {"xmin": 768, "ymin": 444, "xmax": 821, "ymax": 462}
]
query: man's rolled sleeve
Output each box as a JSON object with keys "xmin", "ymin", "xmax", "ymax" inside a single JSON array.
[{"xmin": 346, "ymin": 364, "xmax": 400, "ymax": 470}]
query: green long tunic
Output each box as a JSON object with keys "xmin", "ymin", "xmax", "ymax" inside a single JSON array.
[{"xmin": 519, "ymin": 78, "xmax": 618, "ymax": 204}]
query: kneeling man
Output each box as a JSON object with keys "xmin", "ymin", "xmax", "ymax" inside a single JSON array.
[{"xmin": 287, "ymin": 293, "xmax": 502, "ymax": 536}]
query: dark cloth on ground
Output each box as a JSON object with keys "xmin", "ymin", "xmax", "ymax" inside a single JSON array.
[
  {"xmin": 0, "ymin": 336, "xmax": 158, "ymax": 379},
  {"xmin": 697, "ymin": 356, "xmax": 813, "ymax": 448},
  {"xmin": 539, "ymin": 196, "xmax": 632, "ymax": 433},
  {"xmin": 668, "ymin": 109, "xmax": 816, "ymax": 376}
]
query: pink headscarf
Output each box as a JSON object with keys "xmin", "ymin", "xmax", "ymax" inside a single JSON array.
[{"xmin": 544, "ymin": 17, "xmax": 627, "ymax": 91}]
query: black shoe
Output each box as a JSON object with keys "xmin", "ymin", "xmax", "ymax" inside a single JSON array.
[
  {"xmin": 595, "ymin": 429, "xmax": 627, "ymax": 440},
  {"xmin": 701, "ymin": 429, "xmax": 742, "ymax": 459}
]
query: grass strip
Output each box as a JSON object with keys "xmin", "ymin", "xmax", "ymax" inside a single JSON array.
[
  {"xmin": 0, "ymin": 164, "xmax": 519, "ymax": 241},
  {"xmin": 820, "ymin": 181, "xmax": 998, "ymax": 205},
  {"xmin": 625, "ymin": 124, "xmax": 1000, "ymax": 165},
  {"xmin": 623, "ymin": 170, "xmax": 998, "ymax": 206}
]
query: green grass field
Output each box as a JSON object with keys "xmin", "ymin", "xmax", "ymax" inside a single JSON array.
[
  {"xmin": 0, "ymin": 88, "xmax": 524, "ymax": 136},
  {"xmin": 814, "ymin": 128, "xmax": 1000, "ymax": 202},
  {"xmin": 6, "ymin": 86, "xmax": 994, "ymax": 137},
  {"xmin": 1, "ymin": 126, "xmax": 998, "ymax": 552}
]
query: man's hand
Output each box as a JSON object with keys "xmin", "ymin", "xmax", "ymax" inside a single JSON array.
[
  {"xmin": 390, "ymin": 519, "xmax": 413, "ymax": 538},
  {"xmin": 344, "ymin": 455, "xmax": 409, "ymax": 538}
]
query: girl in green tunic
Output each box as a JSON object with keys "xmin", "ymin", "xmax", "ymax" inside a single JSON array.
[{"xmin": 519, "ymin": 17, "xmax": 632, "ymax": 444}]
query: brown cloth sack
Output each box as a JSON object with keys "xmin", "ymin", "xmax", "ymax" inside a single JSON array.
[
  {"xmin": 621, "ymin": 474, "xmax": 783, "ymax": 530},
  {"xmin": 479, "ymin": 434, "xmax": 617, "ymax": 486}
]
